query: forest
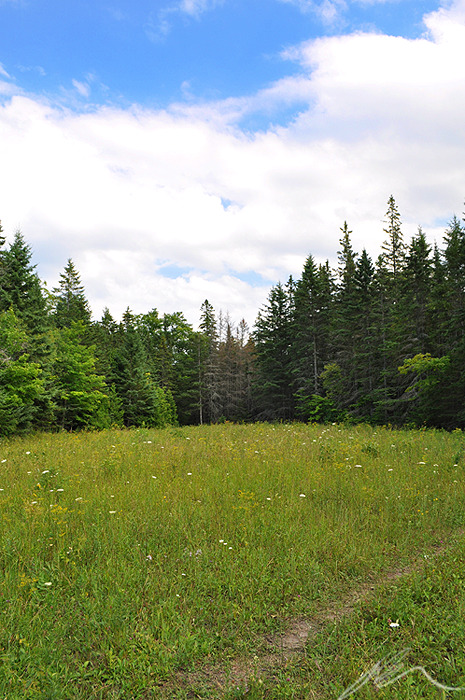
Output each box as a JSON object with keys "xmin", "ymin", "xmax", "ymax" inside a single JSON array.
[{"xmin": 1, "ymin": 195, "xmax": 465, "ymax": 436}]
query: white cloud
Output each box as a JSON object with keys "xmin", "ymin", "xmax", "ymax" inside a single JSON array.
[
  {"xmin": 178, "ymin": 0, "xmax": 223, "ymax": 18},
  {"xmin": 1, "ymin": 1, "xmax": 465, "ymax": 327},
  {"xmin": 278, "ymin": 0, "xmax": 348, "ymax": 25},
  {"xmin": 72, "ymin": 79, "xmax": 91, "ymax": 98},
  {"xmin": 148, "ymin": 0, "xmax": 223, "ymax": 40}
]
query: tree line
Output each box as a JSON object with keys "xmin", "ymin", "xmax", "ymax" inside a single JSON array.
[{"xmin": 1, "ymin": 195, "xmax": 465, "ymax": 435}]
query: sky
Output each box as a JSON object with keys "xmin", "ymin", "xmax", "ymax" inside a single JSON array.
[{"xmin": 1, "ymin": 0, "xmax": 465, "ymax": 329}]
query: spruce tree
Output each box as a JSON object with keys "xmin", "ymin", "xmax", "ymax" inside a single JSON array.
[
  {"xmin": 53, "ymin": 259, "xmax": 91, "ymax": 329},
  {"xmin": 292, "ymin": 257, "xmax": 334, "ymax": 419},
  {"xmin": 0, "ymin": 230, "xmax": 49, "ymax": 338},
  {"xmin": 253, "ymin": 280, "xmax": 295, "ymax": 420},
  {"xmin": 0, "ymin": 308, "xmax": 44, "ymax": 435},
  {"xmin": 198, "ymin": 300, "xmax": 220, "ymax": 423},
  {"xmin": 53, "ymin": 321, "xmax": 108, "ymax": 430}
]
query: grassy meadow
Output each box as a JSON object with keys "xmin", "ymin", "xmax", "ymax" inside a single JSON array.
[{"xmin": 0, "ymin": 422, "xmax": 465, "ymax": 698}]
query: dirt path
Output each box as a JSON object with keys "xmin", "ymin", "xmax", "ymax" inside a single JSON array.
[{"xmin": 159, "ymin": 531, "xmax": 463, "ymax": 698}]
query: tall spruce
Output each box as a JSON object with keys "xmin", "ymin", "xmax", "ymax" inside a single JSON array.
[
  {"xmin": 253, "ymin": 279, "xmax": 295, "ymax": 420},
  {"xmin": 198, "ymin": 300, "xmax": 220, "ymax": 423},
  {"xmin": 292, "ymin": 257, "xmax": 334, "ymax": 419},
  {"xmin": 53, "ymin": 259, "xmax": 91, "ymax": 329}
]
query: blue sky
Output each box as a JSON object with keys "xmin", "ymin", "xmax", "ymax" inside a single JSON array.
[
  {"xmin": 1, "ymin": 0, "xmax": 439, "ymax": 107},
  {"xmin": 0, "ymin": 0, "xmax": 464, "ymax": 326}
]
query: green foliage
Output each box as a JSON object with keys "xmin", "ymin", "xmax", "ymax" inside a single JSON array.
[
  {"xmin": 52, "ymin": 258, "xmax": 91, "ymax": 329},
  {"xmin": 399, "ymin": 353, "xmax": 451, "ymax": 426},
  {"xmin": 253, "ymin": 280, "xmax": 295, "ymax": 420},
  {"xmin": 0, "ymin": 308, "xmax": 44, "ymax": 435},
  {"xmin": 300, "ymin": 393, "xmax": 341, "ymax": 423},
  {"xmin": 53, "ymin": 321, "xmax": 107, "ymax": 430}
]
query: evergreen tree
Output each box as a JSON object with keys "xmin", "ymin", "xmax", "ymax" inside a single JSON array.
[
  {"xmin": 158, "ymin": 312, "xmax": 198, "ymax": 425},
  {"xmin": 381, "ymin": 195, "xmax": 406, "ymax": 285},
  {"xmin": 292, "ymin": 257, "xmax": 334, "ymax": 419},
  {"xmin": 329, "ymin": 223, "xmax": 361, "ymax": 414},
  {"xmin": 402, "ymin": 228, "xmax": 433, "ymax": 355},
  {"xmin": 198, "ymin": 300, "xmax": 220, "ymax": 423},
  {"xmin": 442, "ymin": 216, "xmax": 465, "ymax": 348},
  {"xmin": 428, "ymin": 244, "xmax": 449, "ymax": 355},
  {"xmin": 0, "ymin": 230, "xmax": 49, "ymax": 339},
  {"xmin": 372, "ymin": 198, "xmax": 408, "ymax": 422},
  {"xmin": 0, "ymin": 230, "xmax": 55, "ymax": 428},
  {"xmin": 351, "ymin": 249, "xmax": 378, "ymax": 418},
  {"xmin": 52, "ymin": 321, "xmax": 107, "ymax": 431},
  {"xmin": 53, "ymin": 259, "xmax": 91, "ymax": 329},
  {"xmin": 253, "ymin": 280, "xmax": 295, "ymax": 420},
  {"xmin": 112, "ymin": 309, "xmax": 177, "ymax": 427},
  {"xmin": 0, "ymin": 308, "xmax": 44, "ymax": 435}
]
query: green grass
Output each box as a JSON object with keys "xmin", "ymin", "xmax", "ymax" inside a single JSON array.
[{"xmin": 0, "ymin": 422, "xmax": 464, "ymax": 698}]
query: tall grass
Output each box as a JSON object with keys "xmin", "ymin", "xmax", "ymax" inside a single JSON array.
[{"xmin": 0, "ymin": 422, "xmax": 464, "ymax": 698}]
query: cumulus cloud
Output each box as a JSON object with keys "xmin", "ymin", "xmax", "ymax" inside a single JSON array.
[{"xmin": 1, "ymin": 0, "xmax": 465, "ymax": 326}]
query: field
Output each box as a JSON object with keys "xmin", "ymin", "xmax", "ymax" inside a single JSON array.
[{"xmin": 0, "ymin": 422, "xmax": 465, "ymax": 699}]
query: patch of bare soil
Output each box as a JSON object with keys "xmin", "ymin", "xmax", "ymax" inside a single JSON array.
[{"xmin": 158, "ymin": 532, "xmax": 463, "ymax": 698}]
